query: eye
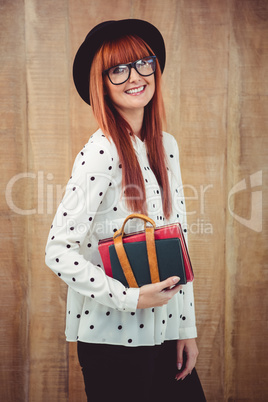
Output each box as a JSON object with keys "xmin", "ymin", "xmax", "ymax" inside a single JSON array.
[
  {"xmin": 137, "ymin": 59, "xmax": 148, "ymax": 67},
  {"xmin": 110, "ymin": 65, "xmax": 127, "ymax": 75},
  {"xmin": 136, "ymin": 57, "xmax": 155, "ymax": 74}
]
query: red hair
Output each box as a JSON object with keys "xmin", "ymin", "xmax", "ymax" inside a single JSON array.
[{"xmin": 90, "ymin": 35, "xmax": 172, "ymax": 218}]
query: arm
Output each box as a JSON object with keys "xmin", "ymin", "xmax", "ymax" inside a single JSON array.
[{"xmin": 45, "ymin": 140, "xmax": 139, "ymax": 312}]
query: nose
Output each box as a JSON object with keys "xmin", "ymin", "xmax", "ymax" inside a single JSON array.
[{"xmin": 128, "ymin": 66, "xmax": 141, "ymax": 82}]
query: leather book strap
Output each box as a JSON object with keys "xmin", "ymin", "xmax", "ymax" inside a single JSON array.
[
  {"xmin": 113, "ymin": 214, "xmax": 159, "ymax": 287},
  {"xmin": 114, "ymin": 233, "xmax": 139, "ymax": 288}
]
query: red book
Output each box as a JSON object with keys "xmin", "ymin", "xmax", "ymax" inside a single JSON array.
[{"xmin": 98, "ymin": 221, "xmax": 194, "ymax": 285}]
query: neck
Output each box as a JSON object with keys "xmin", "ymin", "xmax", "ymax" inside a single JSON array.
[{"xmin": 116, "ymin": 107, "xmax": 144, "ymax": 139}]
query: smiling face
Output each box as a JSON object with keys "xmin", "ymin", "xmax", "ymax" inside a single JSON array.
[
  {"xmin": 105, "ymin": 62, "xmax": 155, "ymax": 117},
  {"xmin": 89, "ymin": 34, "xmax": 163, "ymax": 136}
]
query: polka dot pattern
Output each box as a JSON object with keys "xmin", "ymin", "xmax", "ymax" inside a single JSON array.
[{"xmin": 45, "ymin": 129, "xmax": 197, "ymax": 346}]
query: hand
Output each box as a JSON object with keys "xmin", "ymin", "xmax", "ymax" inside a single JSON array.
[
  {"xmin": 137, "ymin": 276, "xmax": 182, "ymax": 309},
  {"xmin": 175, "ymin": 338, "xmax": 199, "ymax": 381}
]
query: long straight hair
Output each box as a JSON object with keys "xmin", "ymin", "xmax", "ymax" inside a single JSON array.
[{"xmin": 90, "ymin": 35, "xmax": 172, "ymax": 218}]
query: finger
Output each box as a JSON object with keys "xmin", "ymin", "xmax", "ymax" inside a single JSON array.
[
  {"xmin": 159, "ymin": 276, "xmax": 180, "ymax": 291},
  {"xmin": 176, "ymin": 362, "xmax": 192, "ymax": 380},
  {"xmin": 175, "ymin": 355, "xmax": 196, "ymax": 381},
  {"xmin": 175, "ymin": 367, "xmax": 189, "ymax": 381},
  {"xmin": 176, "ymin": 342, "xmax": 184, "ymax": 371},
  {"xmin": 163, "ymin": 283, "xmax": 182, "ymax": 295}
]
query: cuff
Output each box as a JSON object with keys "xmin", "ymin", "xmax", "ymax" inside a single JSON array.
[
  {"xmin": 179, "ymin": 326, "xmax": 198, "ymax": 339},
  {"xmin": 122, "ymin": 287, "xmax": 140, "ymax": 312}
]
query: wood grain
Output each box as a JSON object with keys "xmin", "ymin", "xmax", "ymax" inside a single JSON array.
[
  {"xmin": 0, "ymin": 0, "xmax": 267, "ymax": 401},
  {"xmin": 174, "ymin": 1, "xmax": 229, "ymax": 397},
  {"xmin": 25, "ymin": 0, "xmax": 70, "ymax": 400},
  {"xmin": 0, "ymin": 1, "xmax": 28, "ymax": 401},
  {"xmin": 225, "ymin": 1, "xmax": 268, "ymax": 400}
]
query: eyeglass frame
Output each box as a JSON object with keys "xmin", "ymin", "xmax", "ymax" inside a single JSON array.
[{"xmin": 103, "ymin": 55, "xmax": 157, "ymax": 85}]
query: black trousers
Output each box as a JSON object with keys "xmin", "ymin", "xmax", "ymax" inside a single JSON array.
[{"xmin": 77, "ymin": 340, "xmax": 206, "ymax": 402}]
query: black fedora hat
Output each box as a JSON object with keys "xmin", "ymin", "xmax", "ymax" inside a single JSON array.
[{"xmin": 73, "ymin": 19, "xmax": 166, "ymax": 105}]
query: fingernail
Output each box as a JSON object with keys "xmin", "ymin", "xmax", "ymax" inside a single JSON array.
[
  {"xmin": 173, "ymin": 277, "xmax": 180, "ymax": 283},
  {"xmin": 177, "ymin": 363, "xmax": 182, "ymax": 370}
]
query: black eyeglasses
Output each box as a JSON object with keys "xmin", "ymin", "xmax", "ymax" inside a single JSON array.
[{"xmin": 103, "ymin": 56, "xmax": 157, "ymax": 85}]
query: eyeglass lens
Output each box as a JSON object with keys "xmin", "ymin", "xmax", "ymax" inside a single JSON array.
[{"xmin": 108, "ymin": 56, "xmax": 156, "ymax": 85}]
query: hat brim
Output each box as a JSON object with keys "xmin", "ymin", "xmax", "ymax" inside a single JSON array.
[{"xmin": 73, "ymin": 19, "xmax": 166, "ymax": 105}]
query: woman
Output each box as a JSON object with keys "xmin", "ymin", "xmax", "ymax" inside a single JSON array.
[{"xmin": 45, "ymin": 19, "xmax": 206, "ymax": 401}]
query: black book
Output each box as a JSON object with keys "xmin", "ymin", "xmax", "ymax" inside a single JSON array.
[{"xmin": 109, "ymin": 238, "xmax": 186, "ymax": 288}]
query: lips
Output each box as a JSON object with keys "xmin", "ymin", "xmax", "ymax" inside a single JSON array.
[{"xmin": 125, "ymin": 85, "xmax": 145, "ymax": 95}]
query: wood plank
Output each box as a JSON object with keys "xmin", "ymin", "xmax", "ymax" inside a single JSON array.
[
  {"xmin": 0, "ymin": 1, "xmax": 28, "ymax": 401},
  {"xmin": 225, "ymin": 0, "xmax": 268, "ymax": 400},
  {"xmin": 25, "ymin": 0, "xmax": 70, "ymax": 400}
]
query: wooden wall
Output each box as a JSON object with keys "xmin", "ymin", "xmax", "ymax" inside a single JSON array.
[{"xmin": 1, "ymin": 0, "xmax": 267, "ymax": 400}]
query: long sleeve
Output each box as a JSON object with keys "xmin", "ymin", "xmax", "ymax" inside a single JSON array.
[{"xmin": 45, "ymin": 137, "xmax": 139, "ymax": 313}]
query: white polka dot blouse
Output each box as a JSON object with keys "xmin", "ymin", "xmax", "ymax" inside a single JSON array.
[{"xmin": 45, "ymin": 129, "xmax": 197, "ymax": 346}]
